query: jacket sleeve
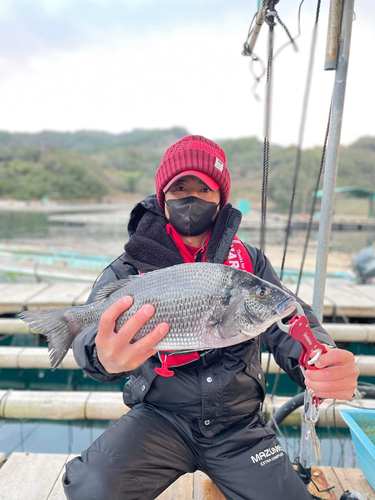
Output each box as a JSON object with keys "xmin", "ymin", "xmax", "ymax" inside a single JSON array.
[
  {"xmin": 244, "ymin": 243, "xmax": 336, "ymax": 388},
  {"xmin": 72, "ymin": 260, "xmax": 137, "ymax": 383}
]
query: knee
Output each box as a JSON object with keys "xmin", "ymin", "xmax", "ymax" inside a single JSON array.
[{"xmin": 63, "ymin": 451, "xmax": 122, "ymax": 500}]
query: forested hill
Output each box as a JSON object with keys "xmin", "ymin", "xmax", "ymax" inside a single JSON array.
[{"xmin": 0, "ymin": 128, "xmax": 374, "ymax": 212}]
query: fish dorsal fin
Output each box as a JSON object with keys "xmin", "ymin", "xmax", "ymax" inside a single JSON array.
[
  {"xmin": 92, "ymin": 275, "xmax": 140, "ymax": 303},
  {"xmin": 217, "ymin": 295, "xmax": 243, "ymax": 338}
]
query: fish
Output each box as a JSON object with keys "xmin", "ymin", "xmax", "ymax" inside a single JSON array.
[{"xmin": 19, "ymin": 262, "xmax": 296, "ymax": 369}]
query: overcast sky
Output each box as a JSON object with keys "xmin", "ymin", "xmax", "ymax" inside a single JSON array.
[{"xmin": 0, "ymin": 1, "xmax": 374, "ymax": 148}]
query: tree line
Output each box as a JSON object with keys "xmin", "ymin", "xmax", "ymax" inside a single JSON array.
[{"xmin": 0, "ymin": 128, "xmax": 373, "ymax": 211}]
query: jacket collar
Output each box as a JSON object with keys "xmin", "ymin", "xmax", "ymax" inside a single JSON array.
[{"xmin": 124, "ymin": 194, "xmax": 242, "ymax": 272}]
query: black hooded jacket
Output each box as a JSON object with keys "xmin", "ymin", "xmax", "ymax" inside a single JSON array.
[{"xmin": 72, "ymin": 195, "xmax": 335, "ymax": 437}]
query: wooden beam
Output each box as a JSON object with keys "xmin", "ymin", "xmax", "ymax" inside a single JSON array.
[
  {"xmin": 1, "ymin": 347, "xmax": 375, "ymax": 376},
  {"xmin": 0, "ymin": 390, "xmax": 374, "ymax": 426},
  {"xmin": 3, "ymin": 317, "xmax": 375, "ymax": 343}
]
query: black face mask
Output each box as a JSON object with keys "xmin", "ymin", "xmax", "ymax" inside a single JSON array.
[{"xmin": 166, "ymin": 196, "xmax": 219, "ymax": 237}]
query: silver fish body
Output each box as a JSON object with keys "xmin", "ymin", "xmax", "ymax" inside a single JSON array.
[{"xmin": 20, "ymin": 262, "xmax": 295, "ymax": 368}]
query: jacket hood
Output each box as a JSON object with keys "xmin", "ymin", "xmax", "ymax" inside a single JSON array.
[{"xmin": 128, "ymin": 194, "xmax": 164, "ymax": 238}]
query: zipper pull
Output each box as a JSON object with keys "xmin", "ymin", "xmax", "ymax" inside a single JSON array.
[{"xmin": 154, "ymin": 354, "xmax": 174, "ymax": 377}]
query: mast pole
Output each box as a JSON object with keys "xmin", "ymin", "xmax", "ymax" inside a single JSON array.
[
  {"xmin": 249, "ymin": 5, "xmax": 264, "ymax": 54},
  {"xmin": 312, "ymin": 0, "xmax": 355, "ymax": 322}
]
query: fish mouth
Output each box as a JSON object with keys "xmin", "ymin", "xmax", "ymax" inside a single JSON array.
[{"xmin": 277, "ymin": 296, "xmax": 296, "ymax": 316}]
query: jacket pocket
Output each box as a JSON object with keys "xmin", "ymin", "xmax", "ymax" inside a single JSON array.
[
  {"xmin": 244, "ymin": 360, "xmax": 266, "ymax": 398},
  {"xmin": 123, "ymin": 373, "xmax": 153, "ymax": 406}
]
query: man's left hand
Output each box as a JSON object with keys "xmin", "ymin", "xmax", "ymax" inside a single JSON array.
[{"xmin": 304, "ymin": 347, "xmax": 360, "ymax": 400}]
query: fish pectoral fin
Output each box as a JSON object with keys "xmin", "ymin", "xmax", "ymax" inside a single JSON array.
[
  {"xmin": 92, "ymin": 276, "xmax": 140, "ymax": 303},
  {"xmin": 217, "ymin": 296, "xmax": 242, "ymax": 338}
]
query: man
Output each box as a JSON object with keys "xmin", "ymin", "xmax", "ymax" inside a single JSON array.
[{"xmin": 63, "ymin": 135, "xmax": 359, "ymax": 500}]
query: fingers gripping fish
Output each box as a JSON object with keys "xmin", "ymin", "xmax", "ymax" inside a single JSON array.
[{"xmin": 19, "ymin": 263, "xmax": 296, "ymax": 369}]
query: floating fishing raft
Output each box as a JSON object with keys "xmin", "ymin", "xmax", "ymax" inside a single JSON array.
[{"xmin": 1, "ymin": 278, "xmax": 375, "ymax": 318}]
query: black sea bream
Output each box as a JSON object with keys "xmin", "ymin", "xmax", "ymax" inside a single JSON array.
[{"xmin": 20, "ymin": 263, "xmax": 296, "ymax": 369}]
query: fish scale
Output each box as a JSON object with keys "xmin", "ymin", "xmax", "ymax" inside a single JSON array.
[{"xmin": 19, "ymin": 262, "xmax": 296, "ymax": 368}]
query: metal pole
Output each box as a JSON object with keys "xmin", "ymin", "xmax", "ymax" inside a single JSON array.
[
  {"xmin": 325, "ymin": 0, "xmax": 343, "ymax": 70},
  {"xmin": 312, "ymin": 0, "xmax": 355, "ymax": 322}
]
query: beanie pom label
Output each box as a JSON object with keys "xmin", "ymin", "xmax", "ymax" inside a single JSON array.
[{"xmin": 214, "ymin": 158, "xmax": 224, "ymax": 172}]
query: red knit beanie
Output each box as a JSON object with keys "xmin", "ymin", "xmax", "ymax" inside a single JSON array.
[{"xmin": 155, "ymin": 135, "xmax": 231, "ymax": 209}]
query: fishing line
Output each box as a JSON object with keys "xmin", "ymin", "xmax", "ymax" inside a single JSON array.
[
  {"xmin": 6, "ymin": 421, "xmax": 41, "ymax": 456},
  {"xmin": 296, "ymin": 97, "xmax": 331, "ymax": 296},
  {"xmin": 332, "ymin": 402, "xmax": 346, "ymax": 467}
]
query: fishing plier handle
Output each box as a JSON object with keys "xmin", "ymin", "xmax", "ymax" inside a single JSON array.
[{"xmin": 277, "ymin": 302, "xmax": 329, "ymax": 407}]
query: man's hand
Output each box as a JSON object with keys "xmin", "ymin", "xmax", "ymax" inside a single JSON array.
[
  {"xmin": 95, "ymin": 296, "xmax": 169, "ymax": 374},
  {"xmin": 304, "ymin": 347, "xmax": 360, "ymax": 400}
]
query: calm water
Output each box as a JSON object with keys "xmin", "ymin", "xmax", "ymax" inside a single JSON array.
[
  {"xmin": 0, "ymin": 209, "xmax": 374, "ymax": 260},
  {"xmin": 0, "ymin": 419, "xmax": 357, "ymax": 468}
]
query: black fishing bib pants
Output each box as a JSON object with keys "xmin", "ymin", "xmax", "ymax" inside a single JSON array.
[{"xmin": 63, "ymin": 404, "xmax": 313, "ymax": 500}]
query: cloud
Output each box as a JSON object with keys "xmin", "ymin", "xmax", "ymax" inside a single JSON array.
[
  {"xmin": 0, "ymin": 0, "xmax": 258, "ymax": 63},
  {"xmin": 0, "ymin": 1, "xmax": 374, "ymax": 148}
]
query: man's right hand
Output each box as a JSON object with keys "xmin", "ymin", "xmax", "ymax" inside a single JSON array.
[{"xmin": 95, "ymin": 296, "xmax": 169, "ymax": 374}]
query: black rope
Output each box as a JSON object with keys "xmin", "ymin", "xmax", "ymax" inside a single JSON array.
[
  {"xmin": 263, "ymin": 351, "xmax": 272, "ymax": 387},
  {"xmin": 243, "ymin": 2, "xmax": 303, "ymax": 103},
  {"xmin": 242, "ymin": 12, "xmax": 259, "ymax": 57},
  {"xmin": 242, "ymin": 10, "xmax": 265, "ymax": 101},
  {"xmin": 260, "ymin": 0, "xmax": 277, "ymax": 253},
  {"xmin": 272, "ymin": 10, "xmax": 298, "ymax": 50},
  {"xmin": 279, "ymin": 0, "xmax": 321, "ymax": 281},
  {"xmin": 258, "ymin": 0, "xmax": 278, "ymax": 367},
  {"xmin": 273, "ymin": 0, "xmax": 305, "ymax": 59}
]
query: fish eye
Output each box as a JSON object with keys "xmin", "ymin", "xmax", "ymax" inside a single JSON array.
[{"xmin": 256, "ymin": 287, "xmax": 269, "ymax": 299}]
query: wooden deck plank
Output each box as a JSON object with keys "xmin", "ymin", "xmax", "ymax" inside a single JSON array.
[
  {"xmin": 74, "ymin": 286, "xmax": 92, "ymax": 305},
  {"xmin": 0, "ymin": 281, "xmax": 374, "ymax": 318},
  {"xmin": 193, "ymin": 471, "xmax": 225, "ymax": 500},
  {"xmin": 157, "ymin": 473, "xmax": 194, "ymax": 499},
  {"xmin": 351, "ymin": 284, "xmax": 375, "ymax": 302},
  {"xmin": 0, "ymin": 453, "xmax": 374, "ymax": 500},
  {"xmin": 310, "ymin": 466, "xmax": 344, "ymax": 500},
  {"xmin": 27, "ymin": 282, "xmax": 92, "ymax": 309},
  {"xmin": 282, "ymin": 282, "xmax": 335, "ymax": 316},
  {"xmin": 324, "ymin": 282, "xmax": 375, "ymax": 318},
  {"xmin": 0, "ymin": 452, "xmax": 69, "ymax": 500},
  {"xmin": 333, "ymin": 467, "xmax": 375, "ymax": 500},
  {"xmin": 0, "ymin": 283, "xmax": 51, "ymax": 313},
  {"xmin": 48, "ymin": 454, "xmax": 78, "ymax": 500}
]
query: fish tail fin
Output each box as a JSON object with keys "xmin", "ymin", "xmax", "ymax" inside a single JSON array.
[{"xmin": 19, "ymin": 307, "xmax": 81, "ymax": 369}]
